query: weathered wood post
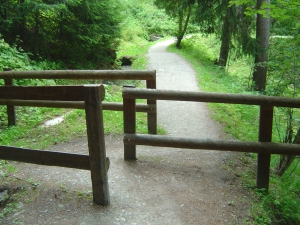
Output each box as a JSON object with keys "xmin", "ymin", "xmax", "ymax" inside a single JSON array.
[
  {"xmin": 3, "ymin": 68, "xmax": 16, "ymax": 127},
  {"xmin": 256, "ymin": 105, "xmax": 274, "ymax": 191},
  {"xmin": 146, "ymin": 73, "xmax": 157, "ymax": 134},
  {"xmin": 123, "ymin": 86, "xmax": 136, "ymax": 160},
  {"xmin": 84, "ymin": 84, "xmax": 110, "ymax": 206}
]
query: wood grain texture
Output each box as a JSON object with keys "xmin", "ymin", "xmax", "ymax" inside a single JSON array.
[
  {"xmin": 122, "ymin": 88, "xmax": 300, "ymax": 108},
  {"xmin": 84, "ymin": 85, "xmax": 110, "ymax": 205},
  {"xmin": 123, "ymin": 87, "xmax": 137, "ymax": 160},
  {"xmin": 0, "ymin": 146, "xmax": 90, "ymax": 170},
  {"xmin": 0, "ymin": 86, "xmax": 85, "ymax": 101},
  {"xmin": 123, "ymin": 133, "xmax": 300, "ymax": 155},
  {"xmin": 0, "ymin": 70, "xmax": 156, "ymax": 80}
]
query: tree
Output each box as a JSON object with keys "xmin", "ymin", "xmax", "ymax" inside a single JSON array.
[
  {"xmin": 0, "ymin": 0, "xmax": 122, "ymax": 69},
  {"xmin": 252, "ymin": 0, "xmax": 270, "ymax": 91},
  {"xmin": 155, "ymin": 0, "xmax": 195, "ymax": 48},
  {"xmin": 196, "ymin": 0, "xmax": 255, "ymax": 68},
  {"xmin": 218, "ymin": 1, "xmax": 233, "ymax": 67}
]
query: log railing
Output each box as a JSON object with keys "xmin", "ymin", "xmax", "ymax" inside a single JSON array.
[
  {"xmin": 122, "ymin": 88, "xmax": 300, "ymax": 191},
  {"xmin": 0, "ymin": 84, "xmax": 110, "ymax": 206},
  {"xmin": 0, "ymin": 69, "xmax": 157, "ymax": 134}
]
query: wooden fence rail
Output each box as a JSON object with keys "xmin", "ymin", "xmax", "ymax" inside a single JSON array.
[
  {"xmin": 0, "ymin": 100, "xmax": 156, "ymax": 113},
  {"xmin": 1, "ymin": 69, "xmax": 157, "ymax": 134},
  {"xmin": 0, "ymin": 84, "xmax": 110, "ymax": 206},
  {"xmin": 123, "ymin": 88, "xmax": 300, "ymax": 191}
]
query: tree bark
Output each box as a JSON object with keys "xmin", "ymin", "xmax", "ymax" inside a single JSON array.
[
  {"xmin": 252, "ymin": 0, "xmax": 270, "ymax": 91},
  {"xmin": 176, "ymin": 4, "xmax": 192, "ymax": 48},
  {"xmin": 218, "ymin": 3, "xmax": 232, "ymax": 68}
]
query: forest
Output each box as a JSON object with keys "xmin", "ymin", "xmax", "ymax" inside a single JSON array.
[{"xmin": 1, "ymin": 0, "xmax": 300, "ymax": 224}]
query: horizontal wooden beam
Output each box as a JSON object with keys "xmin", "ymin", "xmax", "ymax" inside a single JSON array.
[
  {"xmin": 0, "ymin": 84, "xmax": 105, "ymax": 101},
  {"xmin": 0, "ymin": 99, "xmax": 85, "ymax": 108},
  {"xmin": 0, "ymin": 100, "xmax": 155, "ymax": 113},
  {"xmin": 102, "ymin": 102, "xmax": 156, "ymax": 113},
  {"xmin": 0, "ymin": 146, "xmax": 90, "ymax": 170},
  {"xmin": 0, "ymin": 85, "xmax": 85, "ymax": 101},
  {"xmin": 122, "ymin": 88, "xmax": 300, "ymax": 108},
  {"xmin": 123, "ymin": 134, "xmax": 300, "ymax": 155},
  {"xmin": 0, "ymin": 70, "xmax": 156, "ymax": 80}
]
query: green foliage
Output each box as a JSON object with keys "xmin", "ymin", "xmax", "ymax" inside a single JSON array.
[
  {"xmin": 0, "ymin": 0, "xmax": 122, "ymax": 69},
  {"xmin": 117, "ymin": 0, "xmax": 176, "ymax": 68},
  {"xmin": 0, "ymin": 160, "xmax": 16, "ymax": 177},
  {"xmin": 0, "ymin": 36, "xmax": 62, "ymax": 72},
  {"xmin": 251, "ymin": 175, "xmax": 300, "ymax": 225},
  {"xmin": 121, "ymin": 0, "xmax": 177, "ymax": 39},
  {"xmin": 154, "ymin": 0, "xmax": 198, "ymax": 47},
  {"xmin": 0, "ymin": 39, "xmax": 33, "ymax": 71},
  {"xmin": 267, "ymin": 37, "xmax": 300, "ymax": 141},
  {"xmin": 0, "ymin": 202, "xmax": 20, "ymax": 223},
  {"xmin": 195, "ymin": 0, "xmax": 256, "ymax": 69}
]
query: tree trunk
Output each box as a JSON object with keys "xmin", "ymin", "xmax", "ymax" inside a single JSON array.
[
  {"xmin": 252, "ymin": 0, "xmax": 270, "ymax": 91},
  {"xmin": 218, "ymin": 4, "xmax": 232, "ymax": 68},
  {"xmin": 16, "ymin": 0, "xmax": 26, "ymax": 42},
  {"xmin": 276, "ymin": 127, "xmax": 300, "ymax": 176},
  {"xmin": 176, "ymin": 4, "xmax": 192, "ymax": 48},
  {"xmin": 0, "ymin": 0, "xmax": 7, "ymax": 20}
]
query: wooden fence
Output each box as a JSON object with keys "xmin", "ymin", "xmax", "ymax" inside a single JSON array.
[
  {"xmin": 122, "ymin": 87, "xmax": 300, "ymax": 191},
  {"xmin": 0, "ymin": 84, "xmax": 110, "ymax": 206},
  {"xmin": 0, "ymin": 69, "xmax": 157, "ymax": 134}
]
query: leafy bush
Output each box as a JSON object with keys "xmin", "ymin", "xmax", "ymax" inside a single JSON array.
[
  {"xmin": 123, "ymin": 0, "xmax": 177, "ymax": 39},
  {"xmin": 0, "ymin": 36, "xmax": 61, "ymax": 86},
  {"xmin": 0, "ymin": 0, "xmax": 122, "ymax": 69},
  {"xmin": 0, "ymin": 38, "xmax": 35, "ymax": 72}
]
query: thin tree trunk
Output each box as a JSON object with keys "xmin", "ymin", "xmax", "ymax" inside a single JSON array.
[
  {"xmin": 277, "ymin": 127, "xmax": 300, "ymax": 176},
  {"xmin": 0, "ymin": 0, "xmax": 7, "ymax": 20},
  {"xmin": 218, "ymin": 5, "xmax": 232, "ymax": 68},
  {"xmin": 176, "ymin": 5, "xmax": 192, "ymax": 48},
  {"xmin": 252, "ymin": 0, "xmax": 270, "ymax": 91}
]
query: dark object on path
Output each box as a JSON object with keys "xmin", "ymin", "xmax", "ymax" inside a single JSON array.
[{"xmin": 120, "ymin": 56, "xmax": 135, "ymax": 66}]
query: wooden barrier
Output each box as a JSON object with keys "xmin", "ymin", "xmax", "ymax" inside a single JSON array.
[
  {"xmin": 0, "ymin": 84, "xmax": 110, "ymax": 206},
  {"xmin": 0, "ymin": 99, "xmax": 156, "ymax": 113},
  {"xmin": 0, "ymin": 69, "xmax": 157, "ymax": 134},
  {"xmin": 124, "ymin": 134, "xmax": 300, "ymax": 155},
  {"xmin": 3, "ymin": 68, "xmax": 16, "ymax": 126},
  {"xmin": 122, "ymin": 88, "xmax": 300, "ymax": 191}
]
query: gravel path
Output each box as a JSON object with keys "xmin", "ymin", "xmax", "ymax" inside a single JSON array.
[
  {"xmin": 148, "ymin": 39, "xmax": 224, "ymax": 139},
  {"xmin": 2, "ymin": 39, "xmax": 251, "ymax": 225}
]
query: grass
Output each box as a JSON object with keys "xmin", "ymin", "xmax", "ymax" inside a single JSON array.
[{"xmin": 168, "ymin": 34, "xmax": 300, "ymax": 225}]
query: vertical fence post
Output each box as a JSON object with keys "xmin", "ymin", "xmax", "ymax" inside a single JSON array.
[
  {"xmin": 84, "ymin": 84, "xmax": 110, "ymax": 206},
  {"xmin": 123, "ymin": 86, "xmax": 136, "ymax": 160},
  {"xmin": 146, "ymin": 73, "xmax": 157, "ymax": 134},
  {"xmin": 256, "ymin": 105, "xmax": 274, "ymax": 191},
  {"xmin": 3, "ymin": 68, "xmax": 16, "ymax": 127}
]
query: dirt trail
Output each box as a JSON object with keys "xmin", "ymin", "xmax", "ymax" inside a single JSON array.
[{"xmin": 2, "ymin": 40, "xmax": 251, "ymax": 225}]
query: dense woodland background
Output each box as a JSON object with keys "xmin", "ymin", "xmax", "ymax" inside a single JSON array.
[{"xmin": 1, "ymin": 0, "xmax": 300, "ymax": 224}]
